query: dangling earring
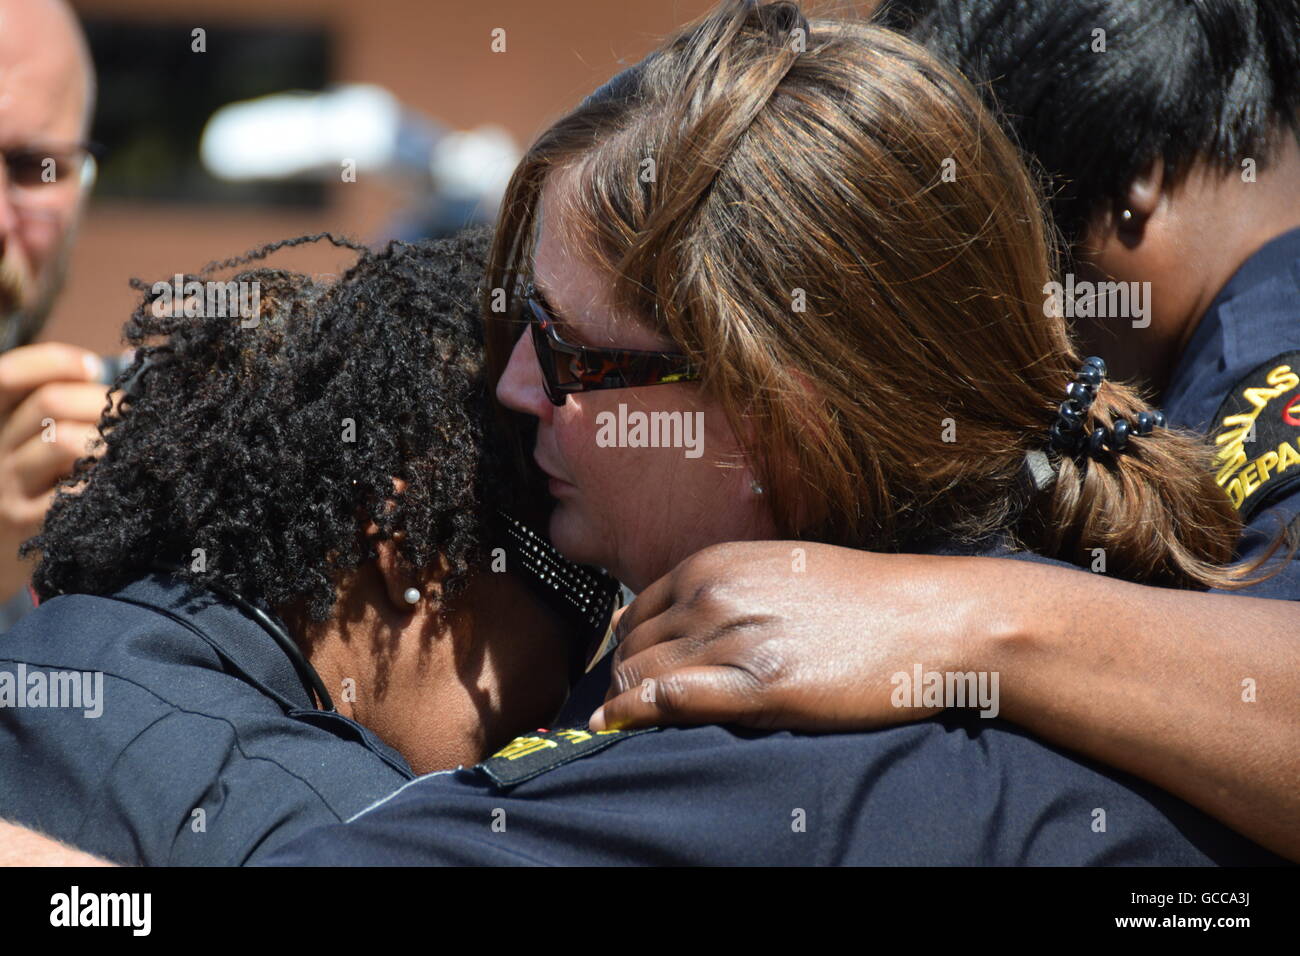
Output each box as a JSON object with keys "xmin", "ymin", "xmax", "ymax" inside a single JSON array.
[{"xmin": 403, "ymin": 587, "xmax": 421, "ymax": 605}]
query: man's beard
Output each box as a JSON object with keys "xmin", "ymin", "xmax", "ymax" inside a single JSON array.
[{"xmin": 0, "ymin": 232, "xmax": 76, "ymax": 352}]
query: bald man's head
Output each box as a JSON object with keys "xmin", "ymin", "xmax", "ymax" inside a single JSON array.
[
  {"xmin": 0, "ymin": 0, "xmax": 94, "ymax": 137},
  {"xmin": 0, "ymin": 0, "xmax": 96, "ymax": 347}
]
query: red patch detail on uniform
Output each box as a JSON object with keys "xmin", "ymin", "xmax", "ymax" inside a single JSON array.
[{"xmin": 1283, "ymin": 393, "xmax": 1300, "ymax": 427}]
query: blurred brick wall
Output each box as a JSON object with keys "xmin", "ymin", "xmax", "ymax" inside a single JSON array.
[{"xmin": 50, "ymin": 0, "xmax": 729, "ymax": 354}]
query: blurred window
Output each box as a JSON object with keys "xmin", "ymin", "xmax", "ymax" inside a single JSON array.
[{"xmin": 83, "ymin": 18, "xmax": 331, "ymax": 207}]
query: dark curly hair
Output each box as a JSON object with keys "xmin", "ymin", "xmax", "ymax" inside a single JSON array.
[{"xmin": 26, "ymin": 226, "xmax": 507, "ymax": 622}]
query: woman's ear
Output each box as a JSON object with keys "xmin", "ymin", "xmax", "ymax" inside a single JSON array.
[
  {"xmin": 372, "ymin": 535, "xmax": 425, "ymax": 611},
  {"xmin": 1078, "ymin": 157, "xmax": 1166, "ymax": 262},
  {"xmin": 1127, "ymin": 159, "xmax": 1164, "ymax": 217},
  {"xmin": 364, "ymin": 476, "xmax": 440, "ymax": 610},
  {"xmin": 370, "ymin": 532, "xmax": 454, "ymax": 611},
  {"xmin": 1114, "ymin": 158, "xmax": 1164, "ymax": 243}
]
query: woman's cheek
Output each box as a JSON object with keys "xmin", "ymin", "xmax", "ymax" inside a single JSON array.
[
  {"xmin": 547, "ymin": 407, "xmax": 617, "ymax": 538},
  {"xmin": 550, "ymin": 419, "xmax": 660, "ymax": 578},
  {"xmin": 546, "ymin": 390, "xmax": 769, "ymax": 587}
]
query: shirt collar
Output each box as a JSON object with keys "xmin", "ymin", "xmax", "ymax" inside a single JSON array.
[
  {"xmin": 1207, "ymin": 226, "xmax": 1300, "ymax": 310},
  {"xmin": 111, "ymin": 572, "xmax": 316, "ymax": 712},
  {"xmin": 1163, "ymin": 227, "xmax": 1300, "ymax": 428}
]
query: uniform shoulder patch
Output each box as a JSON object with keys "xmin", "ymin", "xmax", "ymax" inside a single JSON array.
[
  {"xmin": 476, "ymin": 726, "xmax": 657, "ymax": 789},
  {"xmin": 1210, "ymin": 351, "xmax": 1300, "ymax": 520}
]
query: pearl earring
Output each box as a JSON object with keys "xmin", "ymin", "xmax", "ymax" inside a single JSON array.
[{"xmin": 403, "ymin": 587, "xmax": 421, "ymax": 605}]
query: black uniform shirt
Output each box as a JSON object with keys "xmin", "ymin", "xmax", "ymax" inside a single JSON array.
[
  {"xmin": 0, "ymin": 573, "xmax": 413, "ymax": 865},
  {"xmin": 1163, "ymin": 227, "xmax": 1300, "ymax": 599},
  {"xmin": 263, "ymin": 551, "xmax": 1286, "ymax": 867}
]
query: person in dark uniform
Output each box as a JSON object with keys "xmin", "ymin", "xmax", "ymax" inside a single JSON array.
[
  {"xmin": 587, "ymin": 0, "xmax": 1300, "ymax": 863},
  {"xmin": 260, "ymin": 1, "xmax": 1291, "ymax": 866},
  {"xmin": 884, "ymin": 0, "xmax": 1300, "ymax": 590},
  {"xmin": 265, "ymin": 622, "xmax": 1285, "ymax": 866},
  {"xmin": 7, "ymin": 0, "xmax": 1290, "ymax": 869},
  {"xmin": 0, "ymin": 229, "xmax": 599, "ymax": 865},
  {"xmin": 1161, "ymin": 228, "xmax": 1300, "ymax": 589}
]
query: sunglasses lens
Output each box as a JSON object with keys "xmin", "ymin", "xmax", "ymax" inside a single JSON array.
[
  {"xmin": 551, "ymin": 350, "xmax": 582, "ymax": 388},
  {"xmin": 527, "ymin": 307, "xmax": 567, "ymax": 405},
  {"xmin": 522, "ymin": 290, "xmax": 694, "ymax": 400}
]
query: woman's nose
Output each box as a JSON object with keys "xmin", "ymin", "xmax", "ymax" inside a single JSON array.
[{"xmin": 496, "ymin": 325, "xmax": 554, "ymax": 421}]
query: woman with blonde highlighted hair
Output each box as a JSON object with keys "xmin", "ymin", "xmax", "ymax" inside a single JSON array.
[
  {"xmin": 488, "ymin": 2, "xmax": 1270, "ymax": 593},
  {"xmin": 266, "ymin": 0, "xmax": 1289, "ymax": 865}
]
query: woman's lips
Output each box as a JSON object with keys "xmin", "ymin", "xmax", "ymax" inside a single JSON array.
[
  {"xmin": 547, "ymin": 476, "xmax": 575, "ymax": 497},
  {"xmin": 534, "ymin": 457, "xmax": 575, "ymax": 495}
]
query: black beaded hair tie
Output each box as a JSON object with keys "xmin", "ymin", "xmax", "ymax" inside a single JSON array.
[{"xmin": 1048, "ymin": 356, "xmax": 1165, "ymax": 459}]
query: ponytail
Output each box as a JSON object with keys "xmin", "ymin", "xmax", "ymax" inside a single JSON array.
[{"xmin": 1027, "ymin": 373, "xmax": 1289, "ymax": 590}]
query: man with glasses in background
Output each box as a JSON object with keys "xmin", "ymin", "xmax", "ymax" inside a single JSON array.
[{"xmin": 0, "ymin": 0, "xmax": 109, "ymax": 627}]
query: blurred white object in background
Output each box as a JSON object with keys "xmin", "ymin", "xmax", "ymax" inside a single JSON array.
[
  {"xmin": 199, "ymin": 84, "xmax": 520, "ymax": 218},
  {"xmin": 429, "ymin": 125, "xmax": 519, "ymax": 210},
  {"xmin": 201, "ymin": 84, "xmax": 403, "ymax": 179}
]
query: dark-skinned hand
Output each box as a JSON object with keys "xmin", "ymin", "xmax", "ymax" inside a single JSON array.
[{"xmin": 590, "ymin": 540, "xmax": 998, "ymax": 732}]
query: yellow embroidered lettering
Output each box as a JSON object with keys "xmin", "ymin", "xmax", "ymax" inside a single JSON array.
[
  {"xmin": 1241, "ymin": 462, "xmax": 1262, "ymax": 498},
  {"xmin": 494, "ymin": 736, "xmax": 558, "ymax": 760},
  {"xmin": 1256, "ymin": 450, "xmax": 1280, "ymax": 482},
  {"xmin": 556, "ymin": 729, "xmax": 592, "ymax": 744},
  {"xmin": 1278, "ymin": 439, "xmax": 1300, "ymax": 473},
  {"xmin": 1265, "ymin": 364, "xmax": 1300, "ymax": 391},
  {"xmin": 1226, "ymin": 475, "xmax": 1245, "ymax": 509}
]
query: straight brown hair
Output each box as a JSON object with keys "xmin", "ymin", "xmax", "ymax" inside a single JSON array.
[{"xmin": 485, "ymin": 0, "xmax": 1279, "ymax": 589}]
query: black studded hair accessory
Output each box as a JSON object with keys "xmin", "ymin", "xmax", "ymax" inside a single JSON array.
[{"xmin": 1048, "ymin": 356, "xmax": 1166, "ymax": 459}]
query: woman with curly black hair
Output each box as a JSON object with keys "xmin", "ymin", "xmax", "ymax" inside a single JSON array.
[{"xmin": 0, "ymin": 227, "xmax": 609, "ymax": 865}]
